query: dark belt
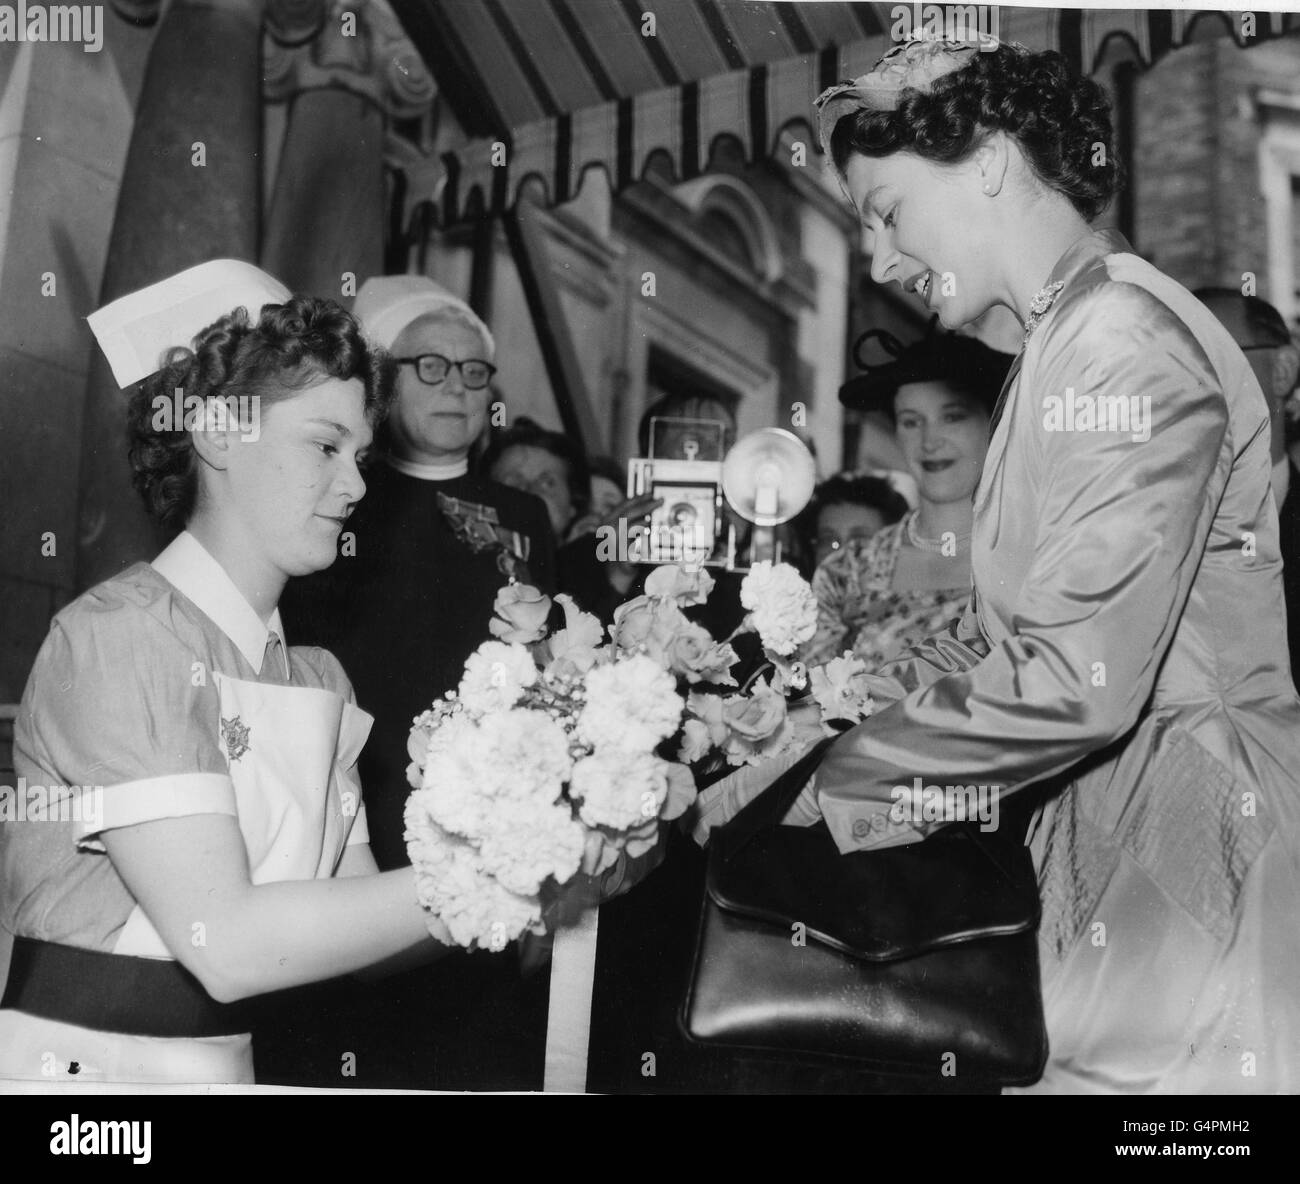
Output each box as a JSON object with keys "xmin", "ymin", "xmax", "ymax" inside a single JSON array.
[{"xmin": 1, "ymin": 937, "xmax": 250, "ymax": 1038}]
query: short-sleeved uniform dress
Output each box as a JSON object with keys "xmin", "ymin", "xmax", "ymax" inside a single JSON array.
[{"xmin": 0, "ymin": 531, "xmax": 372, "ymax": 1083}]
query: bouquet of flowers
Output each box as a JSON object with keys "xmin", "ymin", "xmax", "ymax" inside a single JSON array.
[
  {"xmin": 656, "ymin": 559, "xmax": 878, "ymax": 775},
  {"xmin": 404, "ymin": 560, "xmax": 876, "ymax": 949},
  {"xmin": 404, "ymin": 582, "xmax": 697, "ymax": 950}
]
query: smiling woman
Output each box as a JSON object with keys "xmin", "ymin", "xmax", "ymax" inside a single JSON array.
[
  {"xmin": 800, "ymin": 36, "xmax": 1300, "ymax": 1093},
  {"xmin": 0, "ymin": 262, "xmax": 471, "ymax": 1085},
  {"xmin": 806, "ymin": 329, "xmax": 1010, "ymax": 671}
]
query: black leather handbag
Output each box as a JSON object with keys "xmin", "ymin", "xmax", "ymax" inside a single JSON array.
[{"xmin": 680, "ymin": 738, "xmax": 1048, "ymax": 1086}]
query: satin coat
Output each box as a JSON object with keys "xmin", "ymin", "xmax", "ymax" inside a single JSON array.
[{"xmin": 816, "ymin": 230, "xmax": 1300, "ymax": 1093}]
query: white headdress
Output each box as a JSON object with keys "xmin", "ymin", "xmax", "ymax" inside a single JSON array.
[
  {"xmin": 351, "ymin": 275, "xmax": 495, "ymax": 355},
  {"xmin": 88, "ymin": 259, "xmax": 291, "ymax": 388}
]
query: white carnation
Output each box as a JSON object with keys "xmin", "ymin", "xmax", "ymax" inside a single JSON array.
[
  {"xmin": 403, "ymin": 792, "xmax": 542, "ymax": 948},
  {"xmin": 577, "ymin": 654, "xmax": 682, "ymax": 753},
  {"xmin": 475, "ymin": 708, "xmax": 573, "ymax": 801},
  {"xmin": 740, "ymin": 561, "xmax": 818, "ymax": 656},
  {"xmin": 571, "ymin": 750, "xmax": 669, "ymax": 830},
  {"xmin": 477, "ymin": 799, "xmax": 587, "ymax": 897},
  {"xmin": 458, "ymin": 642, "xmax": 537, "ymax": 715}
]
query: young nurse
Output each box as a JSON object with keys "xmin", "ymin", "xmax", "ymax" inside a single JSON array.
[{"xmin": 0, "ymin": 261, "xmax": 453, "ymax": 1083}]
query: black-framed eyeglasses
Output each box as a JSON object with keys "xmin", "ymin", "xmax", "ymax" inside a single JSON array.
[{"xmin": 395, "ymin": 353, "xmax": 497, "ymax": 389}]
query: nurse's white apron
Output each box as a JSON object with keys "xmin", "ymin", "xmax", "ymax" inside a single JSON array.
[{"xmin": 0, "ymin": 673, "xmax": 371, "ymax": 1085}]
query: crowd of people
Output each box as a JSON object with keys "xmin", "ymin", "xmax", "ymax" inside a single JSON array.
[{"xmin": 2, "ymin": 33, "xmax": 1299, "ymax": 1095}]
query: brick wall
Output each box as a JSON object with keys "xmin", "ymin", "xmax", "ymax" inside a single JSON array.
[{"xmin": 1135, "ymin": 37, "xmax": 1300, "ymax": 293}]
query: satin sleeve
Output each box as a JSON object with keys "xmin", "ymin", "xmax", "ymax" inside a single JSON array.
[
  {"xmin": 855, "ymin": 595, "xmax": 988, "ymax": 709},
  {"xmin": 816, "ymin": 284, "xmax": 1232, "ymax": 852}
]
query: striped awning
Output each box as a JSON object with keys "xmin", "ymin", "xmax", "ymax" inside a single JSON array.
[{"xmin": 395, "ymin": 3, "xmax": 1300, "ymax": 224}]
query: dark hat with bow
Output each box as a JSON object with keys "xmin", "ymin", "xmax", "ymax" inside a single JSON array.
[{"xmin": 839, "ymin": 318, "xmax": 1014, "ymax": 417}]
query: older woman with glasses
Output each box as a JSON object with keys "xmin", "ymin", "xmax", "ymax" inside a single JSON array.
[{"xmin": 272, "ymin": 276, "xmax": 558, "ymax": 1091}]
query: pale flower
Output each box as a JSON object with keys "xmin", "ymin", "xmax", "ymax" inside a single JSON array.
[
  {"xmin": 723, "ymin": 677, "xmax": 799, "ymax": 766},
  {"xmin": 644, "ymin": 564, "xmax": 715, "ymax": 606},
  {"xmin": 474, "ymin": 708, "xmax": 573, "ymax": 800},
  {"xmin": 685, "ymin": 691, "xmax": 730, "ymax": 748},
  {"xmin": 458, "ymin": 641, "xmax": 537, "ymax": 715},
  {"xmin": 543, "ymin": 593, "xmax": 604, "ymax": 677},
  {"xmin": 608, "ymin": 596, "xmax": 689, "ymax": 668},
  {"xmin": 488, "ymin": 580, "xmax": 552, "ymax": 644},
  {"xmin": 420, "ymin": 735, "xmax": 499, "ymax": 837},
  {"xmin": 677, "ymin": 717, "xmax": 714, "ymax": 764},
  {"xmin": 404, "ymin": 794, "xmax": 542, "ymax": 948},
  {"xmin": 577, "ymin": 654, "xmax": 682, "ymax": 753},
  {"xmin": 477, "ymin": 798, "xmax": 587, "ymax": 897},
  {"xmin": 571, "ymin": 749, "xmax": 669, "ymax": 830},
  {"xmin": 810, "ymin": 653, "xmax": 877, "ymax": 724},
  {"xmin": 739, "ymin": 560, "xmax": 818, "ymax": 656},
  {"xmin": 661, "ymin": 760, "xmax": 698, "ymax": 821},
  {"xmin": 666, "ymin": 618, "xmax": 738, "ymax": 685}
]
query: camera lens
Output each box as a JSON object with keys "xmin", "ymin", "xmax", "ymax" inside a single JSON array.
[{"xmin": 670, "ymin": 503, "xmax": 698, "ymax": 527}]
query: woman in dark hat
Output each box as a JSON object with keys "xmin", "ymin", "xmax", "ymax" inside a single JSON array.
[{"xmin": 806, "ymin": 326, "xmax": 1012, "ymax": 669}]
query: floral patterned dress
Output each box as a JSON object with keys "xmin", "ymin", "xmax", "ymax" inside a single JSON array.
[{"xmin": 807, "ymin": 521, "xmax": 970, "ymax": 670}]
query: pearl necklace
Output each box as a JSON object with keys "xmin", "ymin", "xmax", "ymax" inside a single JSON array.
[
  {"xmin": 905, "ymin": 510, "xmax": 971, "ymax": 554},
  {"xmin": 1022, "ymin": 280, "xmax": 1065, "ymax": 346}
]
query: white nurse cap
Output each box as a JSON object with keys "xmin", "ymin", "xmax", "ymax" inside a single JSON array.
[
  {"xmin": 351, "ymin": 275, "xmax": 495, "ymax": 355},
  {"xmin": 88, "ymin": 259, "xmax": 292, "ymax": 389}
]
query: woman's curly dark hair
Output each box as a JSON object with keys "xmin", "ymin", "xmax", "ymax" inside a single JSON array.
[
  {"xmin": 128, "ymin": 295, "xmax": 395, "ymax": 528},
  {"xmin": 830, "ymin": 44, "xmax": 1120, "ymax": 221}
]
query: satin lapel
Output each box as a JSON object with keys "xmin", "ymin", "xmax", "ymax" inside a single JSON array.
[{"xmin": 975, "ymin": 349, "xmax": 1025, "ymax": 513}]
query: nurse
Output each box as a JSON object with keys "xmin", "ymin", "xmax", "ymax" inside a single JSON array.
[{"xmin": 0, "ymin": 261, "xmax": 451, "ymax": 1084}]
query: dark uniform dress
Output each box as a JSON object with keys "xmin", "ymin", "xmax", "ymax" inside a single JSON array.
[{"xmin": 251, "ymin": 458, "xmax": 557, "ymax": 1091}]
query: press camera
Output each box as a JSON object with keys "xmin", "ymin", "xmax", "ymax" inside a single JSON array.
[{"xmin": 626, "ymin": 417, "xmax": 815, "ymax": 569}]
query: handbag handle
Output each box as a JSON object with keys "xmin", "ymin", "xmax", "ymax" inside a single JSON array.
[{"xmin": 715, "ymin": 734, "xmax": 839, "ymax": 857}]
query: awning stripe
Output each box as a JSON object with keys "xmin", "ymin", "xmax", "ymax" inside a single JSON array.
[
  {"xmin": 616, "ymin": 95, "xmax": 634, "ymax": 191},
  {"xmin": 681, "ymin": 80, "xmax": 701, "ymax": 181},
  {"xmin": 848, "ymin": 2, "xmax": 888, "ymax": 39},
  {"xmin": 698, "ymin": 0, "xmax": 751, "ymax": 70},
  {"xmin": 451, "ymin": 0, "xmax": 542, "ymax": 131},
  {"xmin": 485, "ymin": 0, "xmax": 563, "ymax": 119},
  {"xmin": 435, "ymin": 6, "xmax": 1300, "ymax": 227},
  {"xmin": 749, "ymin": 64, "xmax": 769, "ymax": 166},
  {"xmin": 619, "ymin": 0, "xmax": 681, "ymax": 87},
  {"xmin": 549, "ymin": 0, "xmax": 621, "ymax": 102},
  {"xmin": 647, "ymin": 2, "xmax": 731, "ymax": 82},
  {"xmin": 776, "ymin": 4, "xmax": 818, "ymax": 56}
]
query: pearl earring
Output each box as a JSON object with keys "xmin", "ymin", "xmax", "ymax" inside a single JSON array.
[{"xmin": 982, "ymin": 183, "xmax": 992, "ymax": 193}]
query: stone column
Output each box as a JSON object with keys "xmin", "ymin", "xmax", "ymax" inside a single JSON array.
[
  {"xmin": 261, "ymin": 0, "xmax": 436, "ymax": 298},
  {"xmin": 74, "ymin": 0, "xmax": 266, "ymax": 589}
]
